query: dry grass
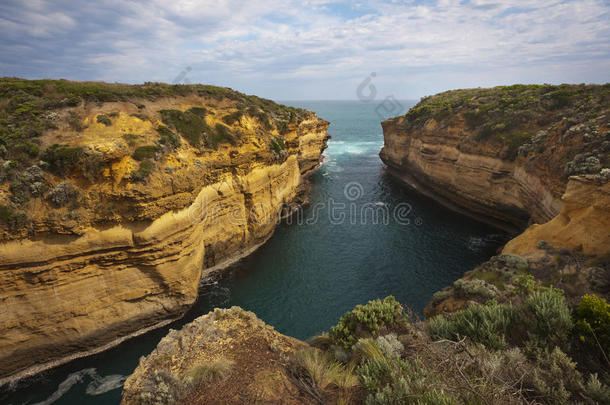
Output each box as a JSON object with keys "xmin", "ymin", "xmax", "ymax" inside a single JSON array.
[{"xmin": 186, "ymin": 357, "xmax": 234, "ymax": 385}]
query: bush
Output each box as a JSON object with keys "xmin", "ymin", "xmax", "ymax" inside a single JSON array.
[
  {"xmin": 0, "ymin": 204, "xmax": 27, "ymax": 229},
  {"xmin": 96, "ymin": 114, "xmax": 112, "ymax": 126},
  {"xmin": 205, "ymin": 123, "xmax": 235, "ymax": 149},
  {"xmin": 428, "ymin": 300, "xmax": 516, "ymax": 350},
  {"xmin": 81, "ymin": 151, "xmax": 105, "ymax": 182},
  {"xmin": 222, "ymin": 110, "xmax": 243, "ymax": 125},
  {"xmin": 159, "ymin": 109, "xmax": 209, "ymax": 147},
  {"xmin": 294, "ymin": 348, "xmax": 356, "ymax": 391},
  {"xmin": 573, "ymin": 294, "xmax": 610, "ymax": 356},
  {"xmin": 41, "ymin": 144, "xmax": 84, "ymax": 176},
  {"xmin": 122, "ymin": 133, "xmax": 140, "ymax": 147},
  {"xmin": 156, "ymin": 125, "xmax": 180, "ymax": 149},
  {"xmin": 67, "ymin": 111, "xmax": 85, "ymax": 131},
  {"xmin": 186, "ymin": 358, "xmax": 233, "ymax": 386},
  {"xmin": 330, "ymin": 296, "xmax": 407, "ymax": 349},
  {"xmin": 358, "ymin": 357, "xmax": 454, "ymax": 405},
  {"xmin": 453, "ymin": 278, "xmax": 498, "ymax": 299},
  {"xmin": 132, "ymin": 145, "xmax": 159, "ymax": 161},
  {"xmin": 130, "ymin": 160, "xmax": 155, "ymax": 182},
  {"xmin": 375, "ymin": 334, "xmax": 404, "ymax": 359},
  {"xmin": 523, "ymin": 287, "xmax": 573, "ymax": 350},
  {"xmin": 46, "ymin": 181, "xmax": 79, "ymax": 207}
]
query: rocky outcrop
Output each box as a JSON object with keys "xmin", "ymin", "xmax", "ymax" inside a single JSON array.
[
  {"xmin": 504, "ymin": 175, "xmax": 610, "ymax": 256},
  {"xmin": 0, "ymin": 80, "xmax": 329, "ymax": 382},
  {"xmin": 121, "ymin": 307, "xmax": 309, "ymax": 405}
]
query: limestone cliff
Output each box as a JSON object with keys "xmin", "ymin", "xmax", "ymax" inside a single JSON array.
[
  {"xmin": 0, "ymin": 79, "xmax": 329, "ymax": 382},
  {"xmin": 380, "ymin": 84, "xmax": 610, "ymax": 315}
]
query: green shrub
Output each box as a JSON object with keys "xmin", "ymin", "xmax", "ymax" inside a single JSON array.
[
  {"xmin": 585, "ymin": 373, "xmax": 610, "ymax": 404},
  {"xmin": 82, "ymin": 151, "xmax": 105, "ymax": 182},
  {"xmin": 205, "ymin": 123, "xmax": 235, "ymax": 149},
  {"xmin": 358, "ymin": 357, "xmax": 454, "ymax": 405},
  {"xmin": 96, "ymin": 114, "xmax": 112, "ymax": 126},
  {"xmin": 156, "ymin": 125, "xmax": 181, "ymax": 149},
  {"xmin": 132, "ymin": 145, "xmax": 159, "ymax": 161},
  {"xmin": 0, "ymin": 204, "xmax": 27, "ymax": 229},
  {"xmin": 523, "ymin": 287, "xmax": 573, "ymax": 350},
  {"xmin": 159, "ymin": 109, "xmax": 209, "ymax": 147},
  {"xmin": 67, "ymin": 111, "xmax": 85, "ymax": 131},
  {"xmin": 46, "ymin": 181, "xmax": 79, "ymax": 207},
  {"xmin": 41, "ymin": 144, "xmax": 84, "ymax": 176},
  {"xmin": 9, "ymin": 176, "xmax": 30, "ymax": 204},
  {"xmin": 573, "ymin": 294, "xmax": 610, "ymax": 355},
  {"xmin": 270, "ymin": 136, "xmax": 285, "ymax": 155},
  {"xmin": 187, "ymin": 107, "xmax": 207, "ymax": 117},
  {"xmin": 428, "ymin": 300, "xmax": 516, "ymax": 350},
  {"xmin": 130, "ymin": 112, "xmax": 148, "ymax": 121},
  {"xmin": 453, "ymin": 278, "xmax": 498, "ymax": 299},
  {"xmin": 514, "ymin": 273, "xmax": 536, "ymax": 295},
  {"xmin": 122, "ymin": 133, "xmax": 140, "ymax": 147},
  {"xmin": 130, "ymin": 160, "xmax": 155, "ymax": 182},
  {"xmin": 330, "ymin": 296, "xmax": 407, "ymax": 349},
  {"xmin": 222, "ymin": 110, "xmax": 243, "ymax": 125}
]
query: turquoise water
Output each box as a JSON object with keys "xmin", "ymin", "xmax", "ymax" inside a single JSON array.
[{"xmin": 1, "ymin": 101, "xmax": 508, "ymax": 404}]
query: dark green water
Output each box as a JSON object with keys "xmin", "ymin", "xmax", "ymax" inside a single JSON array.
[{"xmin": 1, "ymin": 101, "xmax": 508, "ymax": 404}]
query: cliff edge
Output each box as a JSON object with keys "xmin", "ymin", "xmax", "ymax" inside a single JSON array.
[{"xmin": 0, "ymin": 79, "xmax": 329, "ymax": 382}]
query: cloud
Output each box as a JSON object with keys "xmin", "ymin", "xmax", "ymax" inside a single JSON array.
[{"xmin": 0, "ymin": 0, "xmax": 608, "ymax": 99}]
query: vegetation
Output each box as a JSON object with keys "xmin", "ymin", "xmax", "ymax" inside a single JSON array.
[
  {"xmin": 155, "ymin": 125, "xmax": 180, "ymax": 149},
  {"xmin": 405, "ymin": 83, "xmax": 610, "ymax": 155},
  {"xmin": 206, "ymin": 123, "xmax": 236, "ymax": 149},
  {"xmin": 287, "ymin": 348, "xmax": 358, "ymax": 403},
  {"xmin": 222, "ymin": 110, "xmax": 243, "ymax": 125},
  {"xmin": 330, "ymin": 296, "xmax": 407, "ymax": 349},
  {"xmin": 186, "ymin": 358, "xmax": 234, "ymax": 385},
  {"xmin": 298, "ymin": 292, "xmax": 610, "ymax": 404},
  {"xmin": 130, "ymin": 160, "xmax": 155, "ymax": 182},
  {"xmin": 159, "ymin": 108, "xmax": 210, "ymax": 147},
  {"xmin": 429, "ymin": 300, "xmax": 517, "ymax": 350},
  {"xmin": 122, "ymin": 133, "xmax": 140, "ymax": 147},
  {"xmin": 0, "ymin": 204, "xmax": 27, "ymax": 229},
  {"xmin": 40, "ymin": 144, "xmax": 84, "ymax": 176},
  {"xmin": 96, "ymin": 114, "xmax": 112, "ymax": 126},
  {"xmin": 132, "ymin": 145, "xmax": 159, "ymax": 161}
]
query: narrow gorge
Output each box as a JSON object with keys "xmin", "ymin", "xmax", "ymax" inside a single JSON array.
[{"xmin": 0, "ymin": 79, "xmax": 329, "ymax": 383}]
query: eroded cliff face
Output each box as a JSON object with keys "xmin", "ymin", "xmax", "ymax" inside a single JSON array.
[
  {"xmin": 0, "ymin": 80, "xmax": 329, "ymax": 382},
  {"xmin": 381, "ymin": 85, "xmax": 610, "ymax": 316},
  {"xmin": 381, "ymin": 115, "xmax": 563, "ymax": 231},
  {"xmin": 381, "ymin": 85, "xmax": 610, "ymax": 233},
  {"xmin": 504, "ymin": 175, "xmax": 610, "ymax": 256}
]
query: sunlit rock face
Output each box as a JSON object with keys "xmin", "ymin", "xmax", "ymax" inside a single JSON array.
[{"xmin": 0, "ymin": 81, "xmax": 329, "ymax": 382}]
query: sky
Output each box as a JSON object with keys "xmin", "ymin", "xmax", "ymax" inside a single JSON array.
[{"xmin": 0, "ymin": 0, "xmax": 609, "ymax": 100}]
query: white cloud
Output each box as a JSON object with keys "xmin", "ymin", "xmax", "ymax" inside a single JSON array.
[{"xmin": 0, "ymin": 0, "xmax": 608, "ymax": 98}]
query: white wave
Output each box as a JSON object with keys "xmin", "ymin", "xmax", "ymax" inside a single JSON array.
[
  {"xmin": 327, "ymin": 140, "xmax": 384, "ymax": 156},
  {"xmin": 86, "ymin": 374, "xmax": 126, "ymax": 395},
  {"xmin": 33, "ymin": 368, "xmax": 126, "ymax": 405}
]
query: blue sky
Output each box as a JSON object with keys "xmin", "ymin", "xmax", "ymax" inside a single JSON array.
[{"xmin": 1, "ymin": 0, "xmax": 609, "ymax": 100}]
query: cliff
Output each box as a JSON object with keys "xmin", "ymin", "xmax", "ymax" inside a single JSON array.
[
  {"xmin": 380, "ymin": 84, "xmax": 610, "ymax": 233},
  {"xmin": 121, "ymin": 307, "xmax": 311, "ymax": 405},
  {"xmin": 0, "ymin": 79, "xmax": 329, "ymax": 382},
  {"xmin": 378, "ymin": 84, "xmax": 610, "ymax": 316}
]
